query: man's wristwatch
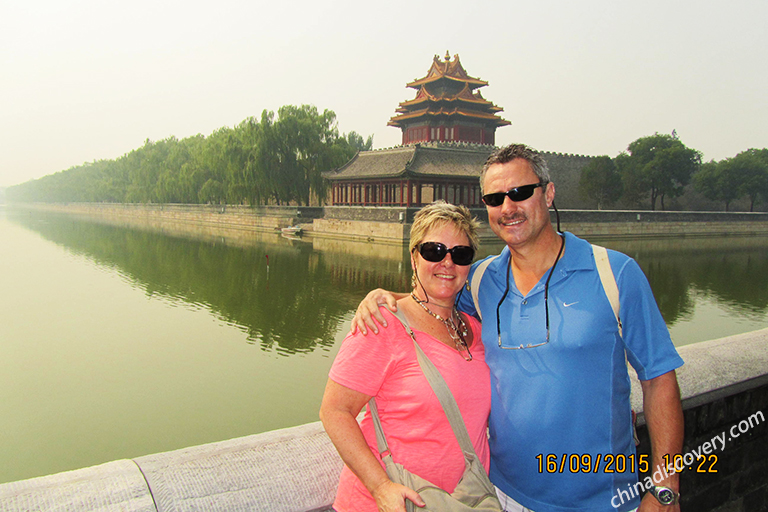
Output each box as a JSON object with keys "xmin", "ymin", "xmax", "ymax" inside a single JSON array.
[{"xmin": 648, "ymin": 485, "xmax": 680, "ymax": 505}]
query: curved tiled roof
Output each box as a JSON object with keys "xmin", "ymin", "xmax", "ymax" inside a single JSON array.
[
  {"xmin": 323, "ymin": 146, "xmax": 416, "ymax": 180},
  {"xmin": 407, "ymin": 144, "xmax": 493, "ymax": 177},
  {"xmin": 389, "ymin": 107, "xmax": 511, "ymax": 125},
  {"xmin": 324, "ymin": 143, "xmax": 495, "ymax": 181},
  {"xmin": 390, "ymin": 53, "xmax": 509, "ymax": 130},
  {"xmin": 406, "ymin": 52, "xmax": 488, "ymax": 89}
]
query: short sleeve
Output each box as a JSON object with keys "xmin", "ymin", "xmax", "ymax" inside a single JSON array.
[
  {"xmin": 614, "ymin": 255, "xmax": 684, "ymax": 380},
  {"xmin": 328, "ymin": 308, "xmax": 402, "ymax": 397}
]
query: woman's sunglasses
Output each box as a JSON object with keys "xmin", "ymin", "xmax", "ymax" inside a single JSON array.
[
  {"xmin": 417, "ymin": 242, "xmax": 475, "ymax": 266},
  {"xmin": 482, "ymin": 182, "xmax": 546, "ymax": 207}
]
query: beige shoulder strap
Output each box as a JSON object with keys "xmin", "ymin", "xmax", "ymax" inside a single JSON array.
[
  {"xmin": 470, "ymin": 255, "xmax": 499, "ymax": 321},
  {"xmin": 592, "ymin": 244, "xmax": 622, "ymax": 337},
  {"xmin": 592, "ymin": 245, "xmax": 638, "ymax": 443}
]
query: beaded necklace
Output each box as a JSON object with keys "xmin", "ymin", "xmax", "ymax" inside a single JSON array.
[{"xmin": 410, "ymin": 292, "xmax": 472, "ymax": 361}]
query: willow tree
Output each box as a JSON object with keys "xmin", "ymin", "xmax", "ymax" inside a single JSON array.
[
  {"xmin": 6, "ymin": 104, "xmax": 367, "ymax": 206},
  {"xmin": 259, "ymin": 105, "xmax": 358, "ymax": 206}
]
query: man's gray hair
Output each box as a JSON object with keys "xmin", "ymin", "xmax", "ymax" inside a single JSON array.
[{"xmin": 480, "ymin": 144, "xmax": 551, "ymax": 194}]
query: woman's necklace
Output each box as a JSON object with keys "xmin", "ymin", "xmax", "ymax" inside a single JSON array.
[{"xmin": 410, "ymin": 293, "xmax": 472, "ymax": 361}]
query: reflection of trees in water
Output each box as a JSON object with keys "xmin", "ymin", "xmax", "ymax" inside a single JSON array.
[
  {"xmin": 10, "ymin": 211, "xmax": 408, "ymax": 355},
  {"xmin": 641, "ymin": 259, "xmax": 695, "ymax": 325},
  {"xmin": 601, "ymin": 238, "xmax": 768, "ymax": 325},
  {"xmin": 12, "ymin": 210, "xmax": 768, "ymax": 340},
  {"xmin": 682, "ymin": 252, "xmax": 768, "ymax": 318}
]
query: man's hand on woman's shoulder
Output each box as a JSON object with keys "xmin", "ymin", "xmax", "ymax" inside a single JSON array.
[{"xmin": 350, "ymin": 289, "xmax": 404, "ymax": 335}]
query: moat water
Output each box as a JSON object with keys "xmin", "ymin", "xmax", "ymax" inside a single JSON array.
[{"xmin": 2, "ymin": 207, "xmax": 767, "ymax": 484}]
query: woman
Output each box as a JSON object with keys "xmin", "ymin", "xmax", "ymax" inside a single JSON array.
[{"xmin": 319, "ymin": 201, "xmax": 492, "ymax": 512}]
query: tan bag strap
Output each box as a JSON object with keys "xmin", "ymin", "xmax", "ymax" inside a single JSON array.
[
  {"xmin": 369, "ymin": 310, "xmax": 476, "ymax": 458},
  {"xmin": 469, "ymin": 256, "xmax": 499, "ymax": 322},
  {"xmin": 592, "ymin": 244, "xmax": 622, "ymax": 338},
  {"xmin": 592, "ymin": 244, "xmax": 640, "ymax": 444}
]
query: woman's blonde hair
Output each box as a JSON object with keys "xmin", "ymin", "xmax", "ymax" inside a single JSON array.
[{"xmin": 408, "ymin": 200, "xmax": 480, "ymax": 255}]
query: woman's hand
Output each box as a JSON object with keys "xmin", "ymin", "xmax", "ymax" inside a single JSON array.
[
  {"xmin": 350, "ymin": 289, "xmax": 403, "ymax": 335},
  {"xmin": 372, "ymin": 479, "xmax": 425, "ymax": 512}
]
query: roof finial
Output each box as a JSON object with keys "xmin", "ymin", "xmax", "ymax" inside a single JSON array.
[{"xmin": 444, "ymin": 50, "xmax": 451, "ymax": 62}]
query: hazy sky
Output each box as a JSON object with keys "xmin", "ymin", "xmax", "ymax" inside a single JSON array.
[{"xmin": 1, "ymin": 0, "xmax": 766, "ymax": 188}]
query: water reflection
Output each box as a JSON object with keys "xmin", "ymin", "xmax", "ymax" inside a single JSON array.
[
  {"xmin": 599, "ymin": 238, "xmax": 768, "ymax": 325},
  {"xmin": 8, "ymin": 210, "xmax": 409, "ymax": 355},
  {"xmin": 8, "ymin": 209, "xmax": 768, "ymax": 350}
]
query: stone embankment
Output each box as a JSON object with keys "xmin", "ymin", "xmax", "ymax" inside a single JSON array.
[
  {"xmin": 11, "ymin": 203, "xmax": 768, "ymax": 243},
  {"xmin": 1, "ymin": 329, "xmax": 766, "ymax": 512}
]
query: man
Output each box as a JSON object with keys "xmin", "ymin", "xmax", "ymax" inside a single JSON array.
[{"xmin": 352, "ymin": 144, "xmax": 684, "ymax": 512}]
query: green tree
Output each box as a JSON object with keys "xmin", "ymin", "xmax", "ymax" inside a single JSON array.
[
  {"xmin": 345, "ymin": 131, "xmax": 374, "ymax": 152},
  {"xmin": 6, "ymin": 105, "xmax": 368, "ymax": 206},
  {"xmin": 258, "ymin": 105, "xmax": 359, "ymax": 206},
  {"xmin": 228, "ymin": 117, "xmax": 263, "ymax": 205},
  {"xmin": 694, "ymin": 149, "xmax": 768, "ymax": 212},
  {"xmin": 614, "ymin": 152, "xmax": 647, "ymax": 208},
  {"xmin": 198, "ymin": 179, "xmax": 226, "ymax": 204},
  {"xmin": 578, "ymin": 156, "xmax": 623, "ymax": 209},
  {"xmin": 621, "ymin": 133, "xmax": 701, "ymax": 210},
  {"xmin": 693, "ymin": 160, "xmax": 741, "ymax": 211},
  {"xmin": 733, "ymin": 149, "xmax": 768, "ymax": 212}
]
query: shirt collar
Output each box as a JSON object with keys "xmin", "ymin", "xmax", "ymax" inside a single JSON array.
[
  {"xmin": 558, "ymin": 231, "xmax": 596, "ymax": 273},
  {"xmin": 489, "ymin": 232, "xmax": 594, "ymax": 296}
]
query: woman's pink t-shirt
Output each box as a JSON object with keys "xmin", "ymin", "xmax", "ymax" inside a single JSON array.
[{"xmin": 329, "ymin": 308, "xmax": 491, "ymax": 512}]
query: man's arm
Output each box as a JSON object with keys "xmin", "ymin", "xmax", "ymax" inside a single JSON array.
[
  {"xmin": 350, "ymin": 289, "xmax": 408, "ymax": 335},
  {"xmin": 638, "ymin": 369, "xmax": 684, "ymax": 511}
]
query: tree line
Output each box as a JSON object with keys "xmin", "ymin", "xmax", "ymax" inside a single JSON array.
[
  {"xmin": 7, "ymin": 105, "xmax": 372, "ymax": 206},
  {"xmin": 9, "ymin": 121, "xmax": 767, "ymax": 212},
  {"xmin": 579, "ymin": 133, "xmax": 768, "ymax": 211}
]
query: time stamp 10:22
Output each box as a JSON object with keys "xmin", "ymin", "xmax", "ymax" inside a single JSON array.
[{"xmin": 535, "ymin": 453, "xmax": 719, "ymax": 474}]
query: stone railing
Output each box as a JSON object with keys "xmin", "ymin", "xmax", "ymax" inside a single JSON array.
[
  {"xmin": 0, "ymin": 422, "xmax": 340, "ymax": 512},
  {"xmin": 1, "ymin": 330, "xmax": 766, "ymax": 512}
]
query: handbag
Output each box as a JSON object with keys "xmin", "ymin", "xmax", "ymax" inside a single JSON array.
[{"xmin": 368, "ymin": 310, "xmax": 502, "ymax": 512}]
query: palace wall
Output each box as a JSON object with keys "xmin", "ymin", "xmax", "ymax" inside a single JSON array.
[{"xmin": 540, "ymin": 151, "xmax": 596, "ymax": 209}]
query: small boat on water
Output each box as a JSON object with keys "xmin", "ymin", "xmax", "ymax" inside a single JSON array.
[{"xmin": 281, "ymin": 225, "xmax": 303, "ymax": 236}]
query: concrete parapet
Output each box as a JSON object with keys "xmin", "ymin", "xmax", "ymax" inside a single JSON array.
[
  {"xmin": 2, "ymin": 329, "xmax": 766, "ymax": 511},
  {"xmin": 0, "ymin": 460, "xmax": 154, "ymax": 512},
  {"xmin": 631, "ymin": 328, "xmax": 768, "ymax": 511},
  {"xmin": 0, "ymin": 422, "xmax": 340, "ymax": 512}
]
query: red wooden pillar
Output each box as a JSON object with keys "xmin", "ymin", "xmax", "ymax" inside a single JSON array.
[{"xmin": 406, "ymin": 180, "xmax": 412, "ymax": 207}]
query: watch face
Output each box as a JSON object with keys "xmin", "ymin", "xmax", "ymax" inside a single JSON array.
[{"xmin": 658, "ymin": 489, "xmax": 675, "ymax": 504}]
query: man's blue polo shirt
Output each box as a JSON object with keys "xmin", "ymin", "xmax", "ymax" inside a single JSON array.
[{"xmin": 457, "ymin": 232, "xmax": 683, "ymax": 512}]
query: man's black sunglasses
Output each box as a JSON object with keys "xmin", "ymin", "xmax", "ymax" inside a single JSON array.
[
  {"xmin": 417, "ymin": 242, "xmax": 475, "ymax": 266},
  {"xmin": 482, "ymin": 182, "xmax": 546, "ymax": 207}
]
